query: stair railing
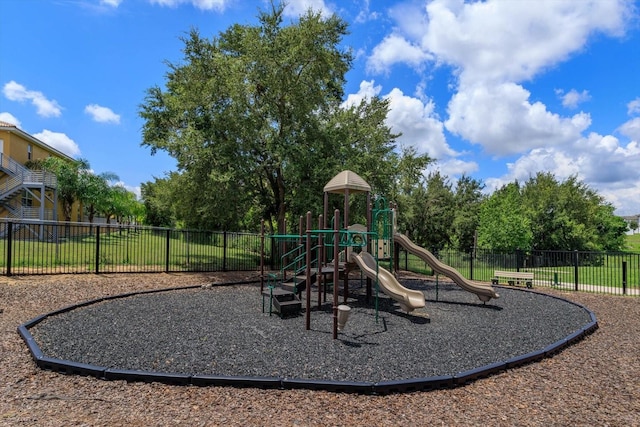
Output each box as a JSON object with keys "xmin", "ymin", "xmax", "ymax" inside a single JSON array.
[
  {"xmin": 0, "ymin": 154, "xmax": 58, "ymax": 221},
  {"xmin": 0, "ymin": 154, "xmax": 57, "ymax": 187},
  {"xmin": 280, "ymin": 244, "xmax": 305, "ymax": 280},
  {"xmin": 0, "ymin": 174, "xmax": 26, "ymax": 201},
  {"xmin": 0, "ymin": 153, "xmax": 27, "ymax": 176}
]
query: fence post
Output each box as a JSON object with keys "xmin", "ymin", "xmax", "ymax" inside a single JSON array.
[
  {"xmin": 165, "ymin": 229, "xmax": 170, "ymax": 273},
  {"xmin": 223, "ymin": 231, "xmax": 228, "ymax": 272},
  {"xmin": 6, "ymin": 222, "xmax": 12, "ymax": 276},
  {"xmin": 574, "ymin": 250, "xmax": 579, "ymax": 291},
  {"xmin": 622, "ymin": 260, "xmax": 627, "ymax": 295},
  {"xmin": 469, "ymin": 249, "xmax": 474, "ymax": 280},
  {"xmin": 95, "ymin": 226, "xmax": 100, "ymax": 274}
]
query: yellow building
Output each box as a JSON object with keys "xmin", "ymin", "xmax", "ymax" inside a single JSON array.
[{"xmin": 0, "ymin": 121, "xmax": 81, "ymax": 223}]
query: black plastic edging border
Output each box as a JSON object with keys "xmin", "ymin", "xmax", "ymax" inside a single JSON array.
[{"xmin": 17, "ymin": 281, "xmax": 598, "ymax": 395}]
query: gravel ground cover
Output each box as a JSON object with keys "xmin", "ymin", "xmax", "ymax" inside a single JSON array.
[
  {"xmin": 29, "ymin": 279, "xmax": 592, "ymax": 384},
  {"xmin": 1, "ymin": 272, "xmax": 639, "ymax": 426}
]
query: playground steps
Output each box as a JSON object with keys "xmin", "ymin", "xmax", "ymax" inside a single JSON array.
[
  {"xmin": 263, "ymin": 272, "xmax": 317, "ymax": 318},
  {"xmin": 272, "ymin": 291, "xmax": 302, "ymax": 317},
  {"xmin": 280, "ymin": 272, "xmax": 316, "ymax": 295}
]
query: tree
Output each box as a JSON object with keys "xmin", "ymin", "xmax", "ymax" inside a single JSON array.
[
  {"xmin": 521, "ymin": 172, "xmax": 626, "ymax": 251},
  {"xmin": 141, "ymin": 178, "xmax": 175, "ymax": 227},
  {"xmin": 27, "ymin": 157, "xmax": 91, "ymax": 222},
  {"xmin": 99, "ymin": 185, "xmax": 134, "ymax": 225},
  {"xmin": 423, "ymin": 172, "xmax": 456, "ymax": 250},
  {"xmin": 400, "ymin": 171, "xmax": 455, "ymax": 251},
  {"xmin": 477, "ymin": 182, "xmax": 532, "ymax": 252},
  {"xmin": 478, "ymin": 173, "xmax": 627, "ymax": 251},
  {"xmin": 140, "ymin": 4, "xmax": 356, "ymax": 233},
  {"xmin": 80, "ymin": 171, "xmax": 119, "ymax": 224},
  {"xmin": 451, "ymin": 175, "xmax": 485, "ymax": 251},
  {"xmin": 390, "ymin": 146, "xmax": 433, "ymax": 237}
]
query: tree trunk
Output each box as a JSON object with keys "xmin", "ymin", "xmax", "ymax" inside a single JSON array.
[{"xmin": 276, "ymin": 168, "xmax": 286, "ymax": 235}]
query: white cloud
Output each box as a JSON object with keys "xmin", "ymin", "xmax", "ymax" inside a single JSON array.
[
  {"xmin": 500, "ymin": 133, "xmax": 640, "ymax": 186},
  {"xmin": 421, "ymin": 0, "xmax": 629, "ymax": 86},
  {"xmin": 599, "ymin": 182, "xmax": 640, "ymax": 216},
  {"xmin": 341, "ymin": 80, "xmax": 382, "ymax": 108},
  {"xmin": 619, "ymin": 117, "xmax": 640, "ymax": 141},
  {"xmin": 367, "ymin": 34, "xmax": 431, "ymax": 74},
  {"xmin": 84, "ymin": 104, "xmax": 121, "ymax": 124},
  {"xmin": 283, "ymin": 0, "xmax": 332, "ymax": 17},
  {"xmin": 365, "ymin": 0, "xmax": 631, "ymax": 163},
  {"xmin": 445, "ymin": 82, "xmax": 591, "ymax": 156},
  {"xmin": 384, "ymin": 87, "xmax": 454, "ymax": 159},
  {"xmin": 426, "ymin": 158, "xmax": 479, "ymax": 178},
  {"xmin": 355, "ymin": 0, "xmax": 380, "ymax": 24},
  {"xmin": 149, "ymin": 0, "xmax": 329, "ymax": 14},
  {"xmin": 343, "ymin": 81, "xmax": 455, "ymax": 160},
  {"xmin": 575, "ymin": 132, "xmax": 640, "ymax": 184},
  {"xmin": 484, "ymin": 131, "xmax": 640, "ymax": 214},
  {"xmin": 2, "ymin": 81, "xmax": 62, "ymax": 118},
  {"xmin": 0, "ymin": 112, "xmax": 20, "ymax": 127},
  {"xmin": 100, "ymin": 0, "xmax": 123, "ymax": 7},
  {"xmin": 148, "ymin": 0, "xmax": 229, "ymax": 11},
  {"xmin": 558, "ymin": 89, "xmax": 591, "ymax": 109},
  {"xmin": 32, "ymin": 130, "xmax": 81, "ymax": 157},
  {"xmin": 628, "ymin": 98, "xmax": 640, "ymax": 116},
  {"xmin": 505, "ymin": 148, "xmax": 582, "ymax": 184},
  {"xmin": 387, "ymin": 2, "xmax": 428, "ymax": 42}
]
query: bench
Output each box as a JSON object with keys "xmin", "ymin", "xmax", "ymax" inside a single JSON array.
[{"xmin": 492, "ymin": 270, "xmax": 534, "ymax": 288}]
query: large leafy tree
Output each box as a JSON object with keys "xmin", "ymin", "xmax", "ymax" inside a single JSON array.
[
  {"xmin": 477, "ymin": 182, "xmax": 532, "ymax": 252},
  {"xmin": 141, "ymin": 178, "xmax": 175, "ymax": 227},
  {"xmin": 422, "ymin": 172, "xmax": 456, "ymax": 251},
  {"xmin": 140, "ymin": 4, "xmax": 367, "ymax": 233},
  {"xmin": 521, "ymin": 172, "xmax": 626, "ymax": 251},
  {"xmin": 451, "ymin": 175, "xmax": 485, "ymax": 251},
  {"xmin": 400, "ymin": 171, "xmax": 455, "ymax": 251},
  {"xmin": 478, "ymin": 173, "xmax": 627, "ymax": 251},
  {"xmin": 391, "ymin": 146, "xmax": 434, "ymax": 235}
]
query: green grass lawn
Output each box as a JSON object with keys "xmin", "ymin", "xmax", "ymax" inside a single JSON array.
[{"xmin": 626, "ymin": 233, "xmax": 640, "ymax": 252}]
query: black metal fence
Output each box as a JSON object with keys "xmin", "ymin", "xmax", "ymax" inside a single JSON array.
[
  {"xmin": 1, "ymin": 219, "xmax": 638, "ymax": 296},
  {"xmin": 399, "ymin": 247, "xmax": 640, "ymax": 296},
  {"xmin": 0, "ymin": 220, "xmax": 265, "ymax": 276}
]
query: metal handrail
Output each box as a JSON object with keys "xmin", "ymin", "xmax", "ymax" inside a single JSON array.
[{"xmin": 0, "ymin": 154, "xmax": 57, "ymax": 188}]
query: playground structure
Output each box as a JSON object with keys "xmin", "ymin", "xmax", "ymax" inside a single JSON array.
[
  {"xmin": 17, "ymin": 170, "xmax": 600, "ymax": 396},
  {"xmin": 260, "ymin": 170, "xmax": 499, "ymax": 338}
]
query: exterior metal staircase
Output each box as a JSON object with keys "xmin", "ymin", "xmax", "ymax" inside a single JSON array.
[{"xmin": 0, "ymin": 154, "xmax": 58, "ymax": 239}]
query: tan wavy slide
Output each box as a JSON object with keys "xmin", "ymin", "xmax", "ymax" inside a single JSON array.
[
  {"xmin": 394, "ymin": 233, "xmax": 499, "ymax": 302},
  {"xmin": 350, "ymin": 250, "xmax": 426, "ymax": 312}
]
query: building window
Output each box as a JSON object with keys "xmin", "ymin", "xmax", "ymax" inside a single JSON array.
[{"xmin": 27, "ymin": 144, "xmax": 32, "ymax": 160}]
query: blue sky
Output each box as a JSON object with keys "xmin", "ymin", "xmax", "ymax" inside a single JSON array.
[{"xmin": 1, "ymin": 0, "xmax": 639, "ymax": 216}]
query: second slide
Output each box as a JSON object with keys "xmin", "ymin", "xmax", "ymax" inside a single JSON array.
[{"xmin": 394, "ymin": 233, "xmax": 499, "ymax": 302}]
